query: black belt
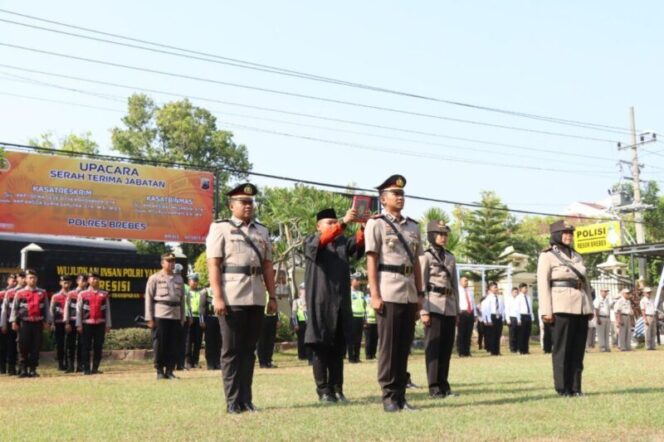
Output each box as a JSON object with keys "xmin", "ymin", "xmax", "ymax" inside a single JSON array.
[
  {"xmin": 223, "ymin": 265, "xmax": 263, "ymax": 276},
  {"xmin": 428, "ymin": 286, "xmax": 452, "ymax": 295},
  {"xmin": 550, "ymin": 280, "xmax": 581, "ymax": 289},
  {"xmin": 156, "ymin": 300, "xmax": 181, "ymax": 307},
  {"xmin": 378, "ymin": 264, "xmax": 414, "ymax": 276},
  {"xmin": 599, "ymin": 315, "xmax": 609, "ymax": 318}
]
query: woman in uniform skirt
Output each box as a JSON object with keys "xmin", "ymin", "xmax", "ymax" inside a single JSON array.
[{"xmin": 537, "ymin": 220, "xmax": 594, "ymax": 397}]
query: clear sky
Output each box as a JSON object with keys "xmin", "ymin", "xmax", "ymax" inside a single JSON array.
[{"xmin": 1, "ymin": 1, "xmax": 664, "ymax": 220}]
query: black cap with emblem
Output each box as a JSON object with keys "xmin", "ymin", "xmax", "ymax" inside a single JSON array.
[
  {"xmin": 316, "ymin": 208, "xmax": 337, "ymax": 221},
  {"xmin": 376, "ymin": 174, "xmax": 406, "ymax": 192},
  {"xmin": 550, "ymin": 220, "xmax": 575, "ymax": 234},
  {"xmin": 161, "ymin": 252, "xmax": 176, "ymax": 261},
  {"xmin": 227, "ymin": 182, "xmax": 258, "ymax": 200},
  {"xmin": 426, "ymin": 220, "xmax": 451, "ymax": 233}
]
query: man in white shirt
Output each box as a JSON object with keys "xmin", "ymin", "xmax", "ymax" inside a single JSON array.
[
  {"xmin": 640, "ymin": 287, "xmax": 657, "ymax": 351},
  {"xmin": 593, "ymin": 288, "xmax": 613, "ymax": 352},
  {"xmin": 506, "ymin": 288, "xmax": 519, "ymax": 353},
  {"xmin": 515, "ymin": 283, "xmax": 534, "ymax": 355},
  {"xmin": 456, "ymin": 276, "xmax": 476, "ymax": 357},
  {"xmin": 481, "ymin": 282, "xmax": 504, "ymax": 356}
]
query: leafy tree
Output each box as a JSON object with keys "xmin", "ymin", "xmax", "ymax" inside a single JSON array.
[
  {"xmin": 29, "ymin": 131, "xmax": 99, "ymax": 155},
  {"xmin": 181, "ymin": 243, "xmax": 206, "ymax": 264},
  {"xmin": 133, "ymin": 240, "xmax": 171, "ymax": 256},
  {"xmin": 509, "ymin": 215, "xmax": 556, "ymax": 272},
  {"xmin": 193, "ymin": 251, "xmax": 209, "ymax": 286},
  {"xmin": 111, "ymin": 94, "xmax": 251, "ymax": 190},
  {"xmin": 463, "ymin": 191, "xmax": 514, "ymax": 281}
]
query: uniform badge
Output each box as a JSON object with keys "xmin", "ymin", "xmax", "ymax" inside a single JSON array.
[{"xmin": 396, "ymin": 177, "xmax": 405, "ymax": 187}]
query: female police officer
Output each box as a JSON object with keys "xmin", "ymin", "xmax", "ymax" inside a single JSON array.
[{"xmin": 537, "ymin": 221, "xmax": 594, "ymax": 397}]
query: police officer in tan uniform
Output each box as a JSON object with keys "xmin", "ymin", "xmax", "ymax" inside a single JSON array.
[
  {"xmin": 537, "ymin": 221, "xmax": 593, "ymax": 397},
  {"xmin": 420, "ymin": 220, "xmax": 459, "ymax": 399},
  {"xmin": 640, "ymin": 287, "xmax": 657, "ymax": 350},
  {"xmin": 145, "ymin": 253, "xmax": 186, "ymax": 380},
  {"xmin": 614, "ymin": 288, "xmax": 634, "ymax": 351},
  {"xmin": 365, "ymin": 175, "xmax": 424, "ymax": 412},
  {"xmin": 206, "ymin": 183, "xmax": 276, "ymax": 414}
]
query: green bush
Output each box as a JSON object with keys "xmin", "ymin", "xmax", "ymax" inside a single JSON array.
[
  {"xmin": 105, "ymin": 328, "xmax": 152, "ymax": 350},
  {"xmin": 41, "ymin": 328, "xmax": 55, "ymax": 351},
  {"xmin": 276, "ymin": 312, "xmax": 294, "ymax": 342}
]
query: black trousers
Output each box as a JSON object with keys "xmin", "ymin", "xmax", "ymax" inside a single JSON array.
[
  {"xmin": 186, "ymin": 317, "xmax": 203, "ymax": 365},
  {"xmin": 551, "ymin": 314, "xmax": 588, "ymax": 394},
  {"xmin": 296, "ymin": 321, "xmax": 309, "ymax": 360},
  {"xmin": 66, "ymin": 320, "xmax": 82, "ymax": 369},
  {"xmin": 364, "ymin": 323, "xmax": 378, "ymax": 359},
  {"xmin": 477, "ymin": 321, "xmax": 485, "ymax": 350},
  {"xmin": 177, "ymin": 321, "xmax": 188, "ymax": 369},
  {"xmin": 311, "ymin": 313, "xmax": 346, "ymax": 397},
  {"xmin": 82, "ymin": 323, "xmax": 106, "ymax": 370},
  {"xmin": 377, "ymin": 302, "xmax": 417, "ymax": 404},
  {"xmin": 425, "ymin": 314, "xmax": 456, "ymax": 395},
  {"xmin": 219, "ymin": 306, "xmax": 263, "ymax": 406},
  {"xmin": 543, "ymin": 322, "xmax": 553, "ymax": 353},
  {"xmin": 6, "ymin": 327, "xmax": 18, "ymax": 369},
  {"xmin": 508, "ymin": 317, "xmax": 519, "ymax": 353},
  {"xmin": 18, "ymin": 321, "xmax": 43, "ymax": 369},
  {"xmin": 456, "ymin": 312, "xmax": 474, "ymax": 356},
  {"xmin": 204, "ymin": 315, "xmax": 222, "ymax": 368},
  {"xmin": 54, "ymin": 322, "xmax": 66, "ymax": 367},
  {"xmin": 486, "ymin": 315, "xmax": 503, "ymax": 355},
  {"xmin": 518, "ymin": 315, "xmax": 532, "ymax": 354},
  {"xmin": 153, "ymin": 318, "xmax": 181, "ymax": 371},
  {"xmin": 0, "ymin": 329, "xmax": 7, "ymax": 372},
  {"xmin": 347, "ymin": 317, "xmax": 364, "ymax": 362},
  {"xmin": 257, "ymin": 315, "xmax": 278, "ymax": 366}
]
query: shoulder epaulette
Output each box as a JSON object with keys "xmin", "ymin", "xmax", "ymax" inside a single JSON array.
[
  {"xmin": 407, "ymin": 217, "xmax": 419, "ymax": 224},
  {"xmin": 370, "ymin": 214, "xmax": 384, "ymax": 220},
  {"xmin": 214, "ymin": 219, "xmax": 230, "ymax": 224},
  {"xmin": 254, "ymin": 220, "xmax": 266, "ymax": 227},
  {"xmin": 541, "ymin": 246, "xmax": 553, "ymax": 253}
]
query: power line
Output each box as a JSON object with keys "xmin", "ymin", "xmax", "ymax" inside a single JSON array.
[
  {"xmin": 0, "ymin": 9, "xmax": 635, "ymax": 135},
  {"xmin": 0, "ymin": 141, "xmax": 632, "ymax": 223},
  {"xmin": 0, "ymin": 63, "xmax": 626, "ymax": 164},
  {"xmin": 0, "ymin": 42, "xmax": 621, "ymax": 143},
  {"xmin": 0, "ymin": 89, "xmax": 617, "ymax": 176},
  {"xmin": 0, "ymin": 72, "xmax": 622, "ymax": 169}
]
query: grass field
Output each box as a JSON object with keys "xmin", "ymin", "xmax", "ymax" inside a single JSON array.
[{"xmin": 3, "ymin": 344, "xmax": 664, "ymax": 441}]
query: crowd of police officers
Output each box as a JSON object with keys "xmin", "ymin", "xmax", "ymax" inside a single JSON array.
[{"xmin": 0, "ymin": 175, "xmax": 657, "ymax": 413}]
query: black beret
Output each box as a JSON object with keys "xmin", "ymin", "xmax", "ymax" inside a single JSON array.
[
  {"xmin": 316, "ymin": 208, "xmax": 337, "ymax": 221},
  {"xmin": 376, "ymin": 174, "xmax": 406, "ymax": 192},
  {"xmin": 226, "ymin": 183, "xmax": 257, "ymax": 199},
  {"xmin": 550, "ymin": 220, "xmax": 575, "ymax": 233}
]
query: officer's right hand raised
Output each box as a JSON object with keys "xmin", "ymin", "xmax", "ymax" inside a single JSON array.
[{"xmin": 214, "ymin": 297, "xmax": 228, "ymax": 316}]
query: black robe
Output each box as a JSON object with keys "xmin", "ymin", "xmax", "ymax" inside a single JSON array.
[{"xmin": 303, "ymin": 231, "xmax": 364, "ymax": 346}]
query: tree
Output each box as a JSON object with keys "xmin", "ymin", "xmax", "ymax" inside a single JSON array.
[
  {"xmin": 133, "ymin": 240, "xmax": 171, "ymax": 256},
  {"xmin": 509, "ymin": 215, "xmax": 556, "ymax": 273},
  {"xmin": 419, "ymin": 207, "xmax": 460, "ymax": 253},
  {"xmin": 463, "ymin": 191, "xmax": 514, "ymax": 281},
  {"xmin": 29, "ymin": 131, "xmax": 99, "ymax": 155},
  {"xmin": 111, "ymin": 94, "xmax": 251, "ymax": 187},
  {"xmin": 193, "ymin": 251, "xmax": 209, "ymax": 286}
]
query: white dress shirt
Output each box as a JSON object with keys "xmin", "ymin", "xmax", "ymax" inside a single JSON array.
[
  {"xmin": 458, "ymin": 286, "xmax": 477, "ymax": 317},
  {"xmin": 481, "ymin": 293, "xmax": 504, "ymax": 323}
]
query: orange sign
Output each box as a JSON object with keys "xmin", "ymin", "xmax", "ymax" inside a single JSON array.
[{"xmin": 0, "ymin": 151, "xmax": 214, "ymax": 243}]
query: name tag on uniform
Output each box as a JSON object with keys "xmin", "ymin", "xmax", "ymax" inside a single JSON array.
[{"xmin": 230, "ymin": 229, "xmax": 243, "ymax": 235}]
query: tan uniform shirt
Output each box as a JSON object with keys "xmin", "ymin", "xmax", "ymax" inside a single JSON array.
[
  {"xmin": 420, "ymin": 248, "xmax": 459, "ymax": 316},
  {"xmin": 614, "ymin": 297, "xmax": 633, "ymax": 316},
  {"xmin": 640, "ymin": 297, "xmax": 655, "ymax": 316},
  {"xmin": 144, "ymin": 271, "xmax": 185, "ymax": 321},
  {"xmin": 536, "ymin": 246, "xmax": 593, "ymax": 316},
  {"xmin": 365, "ymin": 213, "xmax": 423, "ymax": 304},
  {"xmin": 205, "ymin": 216, "xmax": 272, "ymax": 306}
]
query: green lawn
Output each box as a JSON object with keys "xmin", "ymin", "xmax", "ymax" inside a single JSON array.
[{"xmin": 2, "ymin": 345, "xmax": 664, "ymax": 441}]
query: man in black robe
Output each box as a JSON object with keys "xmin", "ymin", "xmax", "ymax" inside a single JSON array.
[{"xmin": 304, "ymin": 207, "xmax": 364, "ymax": 403}]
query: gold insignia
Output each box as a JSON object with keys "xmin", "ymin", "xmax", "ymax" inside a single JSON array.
[
  {"xmin": 438, "ymin": 221, "xmax": 445, "ymax": 228},
  {"xmin": 396, "ymin": 177, "xmax": 405, "ymax": 187},
  {"xmin": 244, "ymin": 185, "xmax": 253, "ymax": 195}
]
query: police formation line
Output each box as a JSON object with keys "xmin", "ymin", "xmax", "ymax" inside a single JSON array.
[{"xmin": 0, "ymin": 176, "xmax": 658, "ymax": 414}]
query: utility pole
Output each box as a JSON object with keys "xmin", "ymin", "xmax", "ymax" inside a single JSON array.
[{"xmin": 629, "ymin": 107, "xmax": 647, "ymax": 282}]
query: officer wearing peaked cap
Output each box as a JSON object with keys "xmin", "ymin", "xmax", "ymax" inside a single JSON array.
[
  {"xmin": 206, "ymin": 182, "xmax": 277, "ymax": 414},
  {"xmin": 537, "ymin": 220, "xmax": 593, "ymax": 397},
  {"xmin": 365, "ymin": 175, "xmax": 425, "ymax": 412}
]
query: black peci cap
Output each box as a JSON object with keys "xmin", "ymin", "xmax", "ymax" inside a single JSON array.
[
  {"xmin": 376, "ymin": 174, "xmax": 406, "ymax": 192},
  {"xmin": 316, "ymin": 208, "xmax": 337, "ymax": 221}
]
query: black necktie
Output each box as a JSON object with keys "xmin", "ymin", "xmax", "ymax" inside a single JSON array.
[
  {"xmin": 495, "ymin": 296, "xmax": 499, "ymax": 314},
  {"xmin": 525, "ymin": 296, "xmax": 531, "ymax": 315}
]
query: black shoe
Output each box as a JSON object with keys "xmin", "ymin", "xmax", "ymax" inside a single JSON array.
[
  {"xmin": 156, "ymin": 369, "xmax": 166, "ymax": 380},
  {"xmin": 573, "ymin": 391, "xmax": 584, "ymax": 397},
  {"xmin": 91, "ymin": 368, "xmax": 103, "ymax": 375},
  {"xmin": 383, "ymin": 402, "xmax": 400, "ymax": 412},
  {"xmin": 242, "ymin": 402, "xmax": 258, "ymax": 413},
  {"xmin": 30, "ymin": 369, "xmax": 39, "ymax": 378},
  {"xmin": 266, "ymin": 362, "xmax": 277, "ymax": 368},
  {"xmin": 165, "ymin": 371, "xmax": 178, "ymax": 379},
  {"xmin": 65, "ymin": 367, "xmax": 74, "ymax": 373},
  {"xmin": 84, "ymin": 369, "xmax": 92, "ymax": 375},
  {"xmin": 18, "ymin": 371, "xmax": 29, "ymax": 378},
  {"xmin": 430, "ymin": 392, "xmax": 445, "ymax": 399},
  {"xmin": 319, "ymin": 393, "xmax": 337, "ymax": 404},
  {"xmin": 406, "ymin": 381, "xmax": 419, "ymax": 389},
  {"xmin": 335, "ymin": 392, "xmax": 348, "ymax": 403},
  {"xmin": 445, "ymin": 391, "xmax": 459, "ymax": 398},
  {"xmin": 76, "ymin": 366, "xmax": 83, "ymax": 373},
  {"xmin": 0, "ymin": 367, "xmax": 6, "ymax": 374},
  {"xmin": 399, "ymin": 401, "xmax": 418, "ymax": 412},
  {"xmin": 227, "ymin": 403, "xmax": 243, "ymax": 414}
]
